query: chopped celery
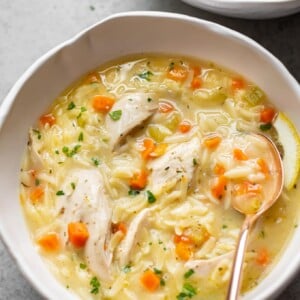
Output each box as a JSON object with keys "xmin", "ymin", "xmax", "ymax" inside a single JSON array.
[
  {"xmin": 242, "ymin": 86, "xmax": 264, "ymax": 106},
  {"xmin": 164, "ymin": 111, "xmax": 181, "ymax": 131},
  {"xmin": 148, "ymin": 124, "xmax": 172, "ymax": 142}
]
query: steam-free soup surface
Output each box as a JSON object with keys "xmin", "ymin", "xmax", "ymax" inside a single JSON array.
[{"xmin": 20, "ymin": 56, "xmax": 300, "ymax": 300}]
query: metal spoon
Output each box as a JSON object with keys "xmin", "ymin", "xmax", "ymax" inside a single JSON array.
[{"xmin": 226, "ymin": 133, "xmax": 284, "ymax": 300}]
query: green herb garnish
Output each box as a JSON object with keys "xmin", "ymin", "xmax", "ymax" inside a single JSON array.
[
  {"xmin": 138, "ymin": 71, "xmax": 153, "ymax": 81},
  {"xmin": 35, "ymin": 179, "xmax": 40, "ymax": 186},
  {"xmin": 90, "ymin": 276, "xmax": 100, "ymax": 294},
  {"xmin": 56, "ymin": 190, "xmax": 65, "ymax": 196},
  {"xmin": 259, "ymin": 123, "xmax": 272, "ymax": 131},
  {"xmin": 62, "ymin": 145, "xmax": 81, "ymax": 157},
  {"xmin": 154, "ymin": 268, "xmax": 162, "ymax": 275},
  {"xmin": 71, "ymin": 182, "xmax": 76, "ymax": 190},
  {"xmin": 92, "ymin": 157, "xmax": 100, "ymax": 166},
  {"xmin": 78, "ymin": 132, "xmax": 84, "ymax": 142},
  {"xmin": 193, "ymin": 158, "xmax": 197, "ymax": 166},
  {"xmin": 184, "ymin": 269, "xmax": 195, "ymax": 279},
  {"xmin": 123, "ymin": 264, "xmax": 131, "ymax": 273},
  {"xmin": 33, "ymin": 129, "xmax": 42, "ymax": 140},
  {"xmin": 109, "ymin": 110, "xmax": 122, "ymax": 121},
  {"xmin": 67, "ymin": 102, "xmax": 76, "ymax": 110},
  {"xmin": 146, "ymin": 190, "xmax": 156, "ymax": 204},
  {"xmin": 79, "ymin": 263, "xmax": 87, "ymax": 269},
  {"xmin": 176, "ymin": 283, "xmax": 197, "ymax": 299},
  {"xmin": 128, "ymin": 189, "xmax": 140, "ymax": 196}
]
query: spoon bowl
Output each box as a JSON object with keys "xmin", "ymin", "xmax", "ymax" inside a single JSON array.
[{"xmin": 226, "ymin": 133, "xmax": 284, "ymax": 300}]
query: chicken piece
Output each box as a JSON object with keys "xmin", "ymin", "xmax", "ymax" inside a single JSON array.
[
  {"xmin": 117, "ymin": 208, "xmax": 150, "ymax": 266},
  {"xmin": 148, "ymin": 137, "xmax": 200, "ymax": 195},
  {"xmin": 56, "ymin": 168, "xmax": 112, "ymax": 281},
  {"xmin": 185, "ymin": 252, "xmax": 233, "ymax": 277},
  {"xmin": 105, "ymin": 93, "xmax": 158, "ymax": 149},
  {"xmin": 28, "ymin": 129, "xmax": 44, "ymax": 170}
]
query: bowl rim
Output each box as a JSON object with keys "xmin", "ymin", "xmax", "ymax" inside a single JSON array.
[{"xmin": 1, "ymin": 10, "xmax": 300, "ymax": 300}]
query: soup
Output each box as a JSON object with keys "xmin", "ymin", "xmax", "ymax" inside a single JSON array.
[{"xmin": 19, "ymin": 55, "xmax": 300, "ymax": 299}]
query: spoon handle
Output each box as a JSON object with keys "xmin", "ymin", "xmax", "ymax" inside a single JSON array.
[{"xmin": 226, "ymin": 216, "xmax": 254, "ymax": 300}]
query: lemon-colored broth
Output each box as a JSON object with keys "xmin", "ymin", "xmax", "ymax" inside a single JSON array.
[{"xmin": 20, "ymin": 55, "xmax": 300, "ymax": 300}]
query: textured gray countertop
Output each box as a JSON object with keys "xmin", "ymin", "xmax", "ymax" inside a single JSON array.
[{"xmin": 0, "ymin": 1, "xmax": 299, "ymax": 299}]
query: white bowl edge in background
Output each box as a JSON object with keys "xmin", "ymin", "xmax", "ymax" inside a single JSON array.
[
  {"xmin": 181, "ymin": 0, "xmax": 300, "ymax": 19},
  {"xmin": 0, "ymin": 11, "xmax": 300, "ymax": 300}
]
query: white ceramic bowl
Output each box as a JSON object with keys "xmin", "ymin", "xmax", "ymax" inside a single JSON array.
[
  {"xmin": 0, "ymin": 11, "xmax": 300, "ymax": 300},
  {"xmin": 181, "ymin": 0, "xmax": 300, "ymax": 19}
]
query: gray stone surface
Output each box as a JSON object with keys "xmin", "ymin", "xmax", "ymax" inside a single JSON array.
[{"xmin": 0, "ymin": 1, "xmax": 299, "ymax": 299}]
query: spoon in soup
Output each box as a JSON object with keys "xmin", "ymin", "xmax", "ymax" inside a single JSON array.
[{"xmin": 226, "ymin": 133, "xmax": 284, "ymax": 300}]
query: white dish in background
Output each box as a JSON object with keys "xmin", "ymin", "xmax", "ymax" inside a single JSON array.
[
  {"xmin": 182, "ymin": 0, "xmax": 300, "ymax": 19},
  {"xmin": 0, "ymin": 11, "xmax": 300, "ymax": 300}
]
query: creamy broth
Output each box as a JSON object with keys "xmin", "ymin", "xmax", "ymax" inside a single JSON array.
[{"xmin": 20, "ymin": 55, "xmax": 300, "ymax": 300}]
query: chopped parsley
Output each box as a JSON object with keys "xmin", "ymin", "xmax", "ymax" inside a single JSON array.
[
  {"xmin": 176, "ymin": 283, "xmax": 197, "ymax": 299},
  {"xmin": 67, "ymin": 102, "xmax": 76, "ymax": 110},
  {"xmin": 146, "ymin": 190, "xmax": 156, "ymax": 204},
  {"xmin": 169, "ymin": 62, "xmax": 175, "ymax": 70},
  {"xmin": 138, "ymin": 70, "xmax": 153, "ymax": 81},
  {"xmin": 222, "ymin": 224, "xmax": 228, "ymax": 229},
  {"xmin": 71, "ymin": 182, "xmax": 76, "ymax": 190},
  {"xmin": 56, "ymin": 190, "xmax": 65, "ymax": 196},
  {"xmin": 128, "ymin": 189, "xmax": 140, "ymax": 196},
  {"xmin": 55, "ymin": 150, "xmax": 59, "ymax": 154},
  {"xmin": 123, "ymin": 264, "xmax": 131, "ymax": 273},
  {"xmin": 79, "ymin": 263, "xmax": 87, "ymax": 269},
  {"xmin": 62, "ymin": 145, "xmax": 81, "ymax": 157},
  {"xmin": 77, "ymin": 106, "xmax": 87, "ymax": 119},
  {"xmin": 193, "ymin": 158, "xmax": 198, "ymax": 166},
  {"xmin": 109, "ymin": 110, "xmax": 122, "ymax": 121},
  {"xmin": 92, "ymin": 157, "xmax": 100, "ymax": 166},
  {"xmin": 90, "ymin": 276, "xmax": 100, "ymax": 294},
  {"xmin": 33, "ymin": 129, "xmax": 42, "ymax": 140},
  {"xmin": 160, "ymin": 278, "xmax": 166, "ymax": 286},
  {"xmin": 78, "ymin": 132, "xmax": 84, "ymax": 142},
  {"xmin": 259, "ymin": 123, "xmax": 272, "ymax": 131},
  {"xmin": 35, "ymin": 179, "xmax": 40, "ymax": 186},
  {"xmin": 154, "ymin": 268, "xmax": 162, "ymax": 275},
  {"xmin": 184, "ymin": 269, "xmax": 195, "ymax": 279},
  {"xmin": 147, "ymin": 97, "xmax": 152, "ymax": 102}
]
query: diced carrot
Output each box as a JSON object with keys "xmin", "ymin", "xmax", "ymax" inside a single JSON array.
[
  {"xmin": 173, "ymin": 234, "xmax": 192, "ymax": 244},
  {"xmin": 175, "ymin": 241, "xmax": 192, "ymax": 261},
  {"xmin": 141, "ymin": 138, "xmax": 156, "ymax": 160},
  {"xmin": 233, "ymin": 148, "xmax": 248, "ymax": 161},
  {"xmin": 68, "ymin": 222, "xmax": 89, "ymax": 248},
  {"xmin": 257, "ymin": 158, "xmax": 270, "ymax": 176},
  {"xmin": 140, "ymin": 270, "xmax": 160, "ymax": 292},
  {"xmin": 260, "ymin": 107, "xmax": 276, "ymax": 123},
  {"xmin": 234, "ymin": 181, "xmax": 262, "ymax": 196},
  {"xmin": 29, "ymin": 186, "xmax": 44, "ymax": 203},
  {"xmin": 85, "ymin": 72, "xmax": 100, "ymax": 84},
  {"xmin": 256, "ymin": 248, "xmax": 270, "ymax": 266},
  {"xmin": 112, "ymin": 222, "xmax": 127, "ymax": 235},
  {"xmin": 211, "ymin": 175, "xmax": 227, "ymax": 199},
  {"xmin": 158, "ymin": 101, "xmax": 174, "ymax": 113},
  {"xmin": 129, "ymin": 169, "xmax": 148, "ymax": 190},
  {"xmin": 178, "ymin": 120, "xmax": 192, "ymax": 133},
  {"xmin": 37, "ymin": 233, "xmax": 60, "ymax": 252},
  {"xmin": 192, "ymin": 66, "xmax": 201, "ymax": 77},
  {"xmin": 92, "ymin": 95, "xmax": 115, "ymax": 112},
  {"xmin": 190, "ymin": 77, "xmax": 202, "ymax": 90},
  {"xmin": 150, "ymin": 143, "xmax": 167, "ymax": 158},
  {"xmin": 214, "ymin": 163, "xmax": 226, "ymax": 175},
  {"xmin": 203, "ymin": 136, "xmax": 222, "ymax": 149},
  {"xmin": 40, "ymin": 113, "xmax": 56, "ymax": 127},
  {"xmin": 231, "ymin": 78, "xmax": 245, "ymax": 91},
  {"xmin": 167, "ymin": 65, "xmax": 188, "ymax": 82}
]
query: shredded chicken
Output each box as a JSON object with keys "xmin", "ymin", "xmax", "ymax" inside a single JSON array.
[
  {"xmin": 117, "ymin": 208, "xmax": 150, "ymax": 266},
  {"xmin": 105, "ymin": 93, "xmax": 158, "ymax": 149},
  {"xmin": 56, "ymin": 168, "xmax": 112, "ymax": 281},
  {"xmin": 185, "ymin": 252, "xmax": 233, "ymax": 277},
  {"xmin": 148, "ymin": 137, "xmax": 201, "ymax": 195}
]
